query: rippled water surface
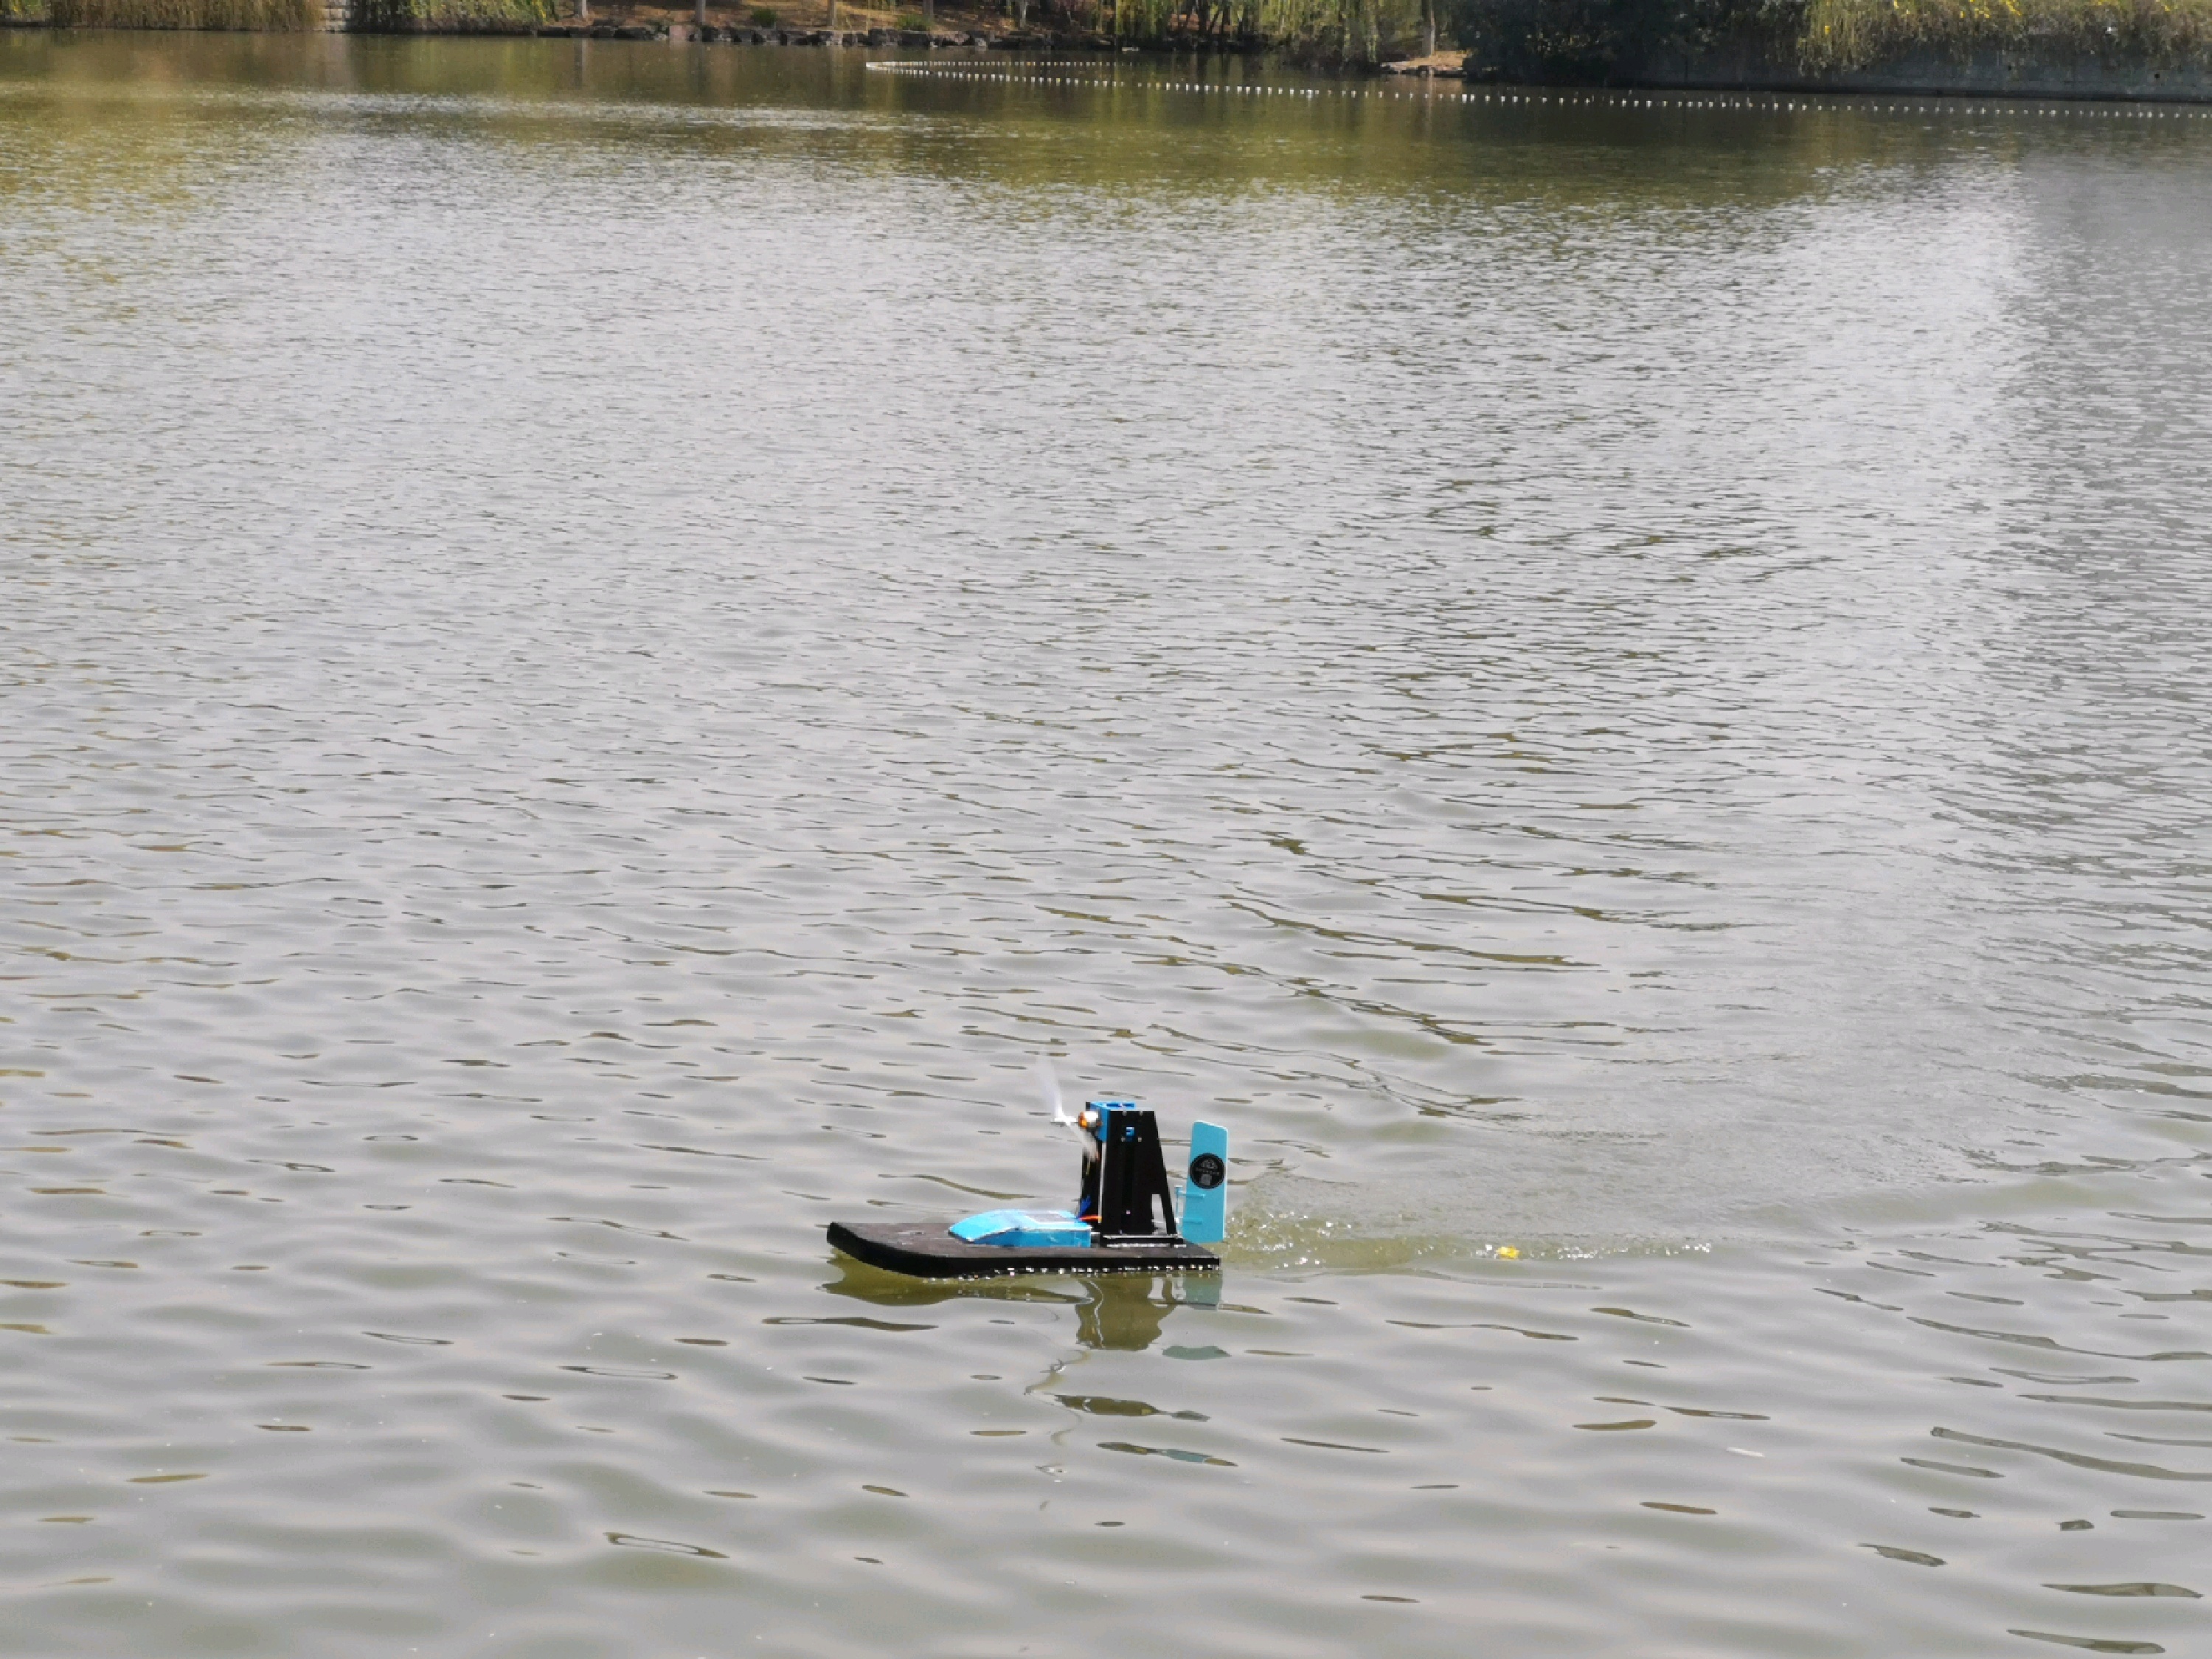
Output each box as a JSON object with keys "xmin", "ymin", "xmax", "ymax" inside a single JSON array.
[{"xmin": 4, "ymin": 32, "xmax": 2211, "ymax": 1656}]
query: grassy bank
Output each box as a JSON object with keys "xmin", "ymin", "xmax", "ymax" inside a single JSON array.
[
  {"xmin": 1449, "ymin": 0, "xmax": 2212, "ymax": 74},
  {"xmin": 350, "ymin": 0, "xmax": 552, "ymax": 30},
  {"xmin": 1112, "ymin": 0, "xmax": 1438, "ymax": 60},
  {"xmin": 1798, "ymin": 0, "xmax": 2212, "ymax": 68},
  {"xmin": 44, "ymin": 0, "xmax": 320, "ymax": 23},
  {"xmin": 404, "ymin": 0, "xmax": 1438, "ymax": 56},
  {"xmin": 13, "ymin": 0, "xmax": 2206, "ymax": 74}
]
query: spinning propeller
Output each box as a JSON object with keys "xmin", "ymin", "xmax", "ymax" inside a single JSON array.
[{"xmin": 1036, "ymin": 1056, "xmax": 1098, "ymax": 1164}]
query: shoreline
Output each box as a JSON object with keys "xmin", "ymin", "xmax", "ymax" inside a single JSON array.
[
  {"xmin": 6, "ymin": 14, "xmax": 2210, "ymax": 102},
  {"xmin": 1609, "ymin": 41, "xmax": 2212, "ymax": 103}
]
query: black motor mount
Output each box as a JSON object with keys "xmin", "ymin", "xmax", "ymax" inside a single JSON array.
[{"xmin": 1080, "ymin": 1104, "xmax": 1183, "ymax": 1245}]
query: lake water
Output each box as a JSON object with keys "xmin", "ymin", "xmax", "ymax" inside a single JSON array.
[{"xmin": 4, "ymin": 31, "xmax": 2211, "ymax": 1658}]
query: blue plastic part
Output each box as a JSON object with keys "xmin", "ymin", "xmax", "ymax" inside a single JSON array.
[
  {"xmin": 948, "ymin": 1208, "xmax": 1092, "ymax": 1250},
  {"xmin": 1180, "ymin": 1121, "xmax": 1229, "ymax": 1244}
]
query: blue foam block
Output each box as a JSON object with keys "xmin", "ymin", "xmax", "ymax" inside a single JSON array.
[{"xmin": 949, "ymin": 1208, "xmax": 1092, "ymax": 1249}]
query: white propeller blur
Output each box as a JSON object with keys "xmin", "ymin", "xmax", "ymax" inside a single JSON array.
[{"xmin": 1036, "ymin": 1056, "xmax": 1097, "ymax": 1164}]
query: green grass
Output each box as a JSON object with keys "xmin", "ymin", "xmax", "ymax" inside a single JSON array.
[
  {"xmin": 348, "ymin": 0, "xmax": 554, "ymax": 29},
  {"xmin": 1039, "ymin": 0, "xmax": 1433, "ymax": 59},
  {"xmin": 1450, "ymin": 0, "xmax": 2212, "ymax": 74},
  {"xmin": 49, "ymin": 0, "xmax": 319, "ymax": 24}
]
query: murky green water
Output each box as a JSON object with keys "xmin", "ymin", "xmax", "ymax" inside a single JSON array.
[{"xmin": 4, "ymin": 31, "xmax": 2211, "ymax": 1657}]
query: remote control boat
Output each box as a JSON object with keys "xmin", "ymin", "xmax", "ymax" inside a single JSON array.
[{"xmin": 827, "ymin": 1066, "xmax": 1228, "ymax": 1280}]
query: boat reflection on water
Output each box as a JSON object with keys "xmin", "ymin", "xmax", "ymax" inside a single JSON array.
[{"xmin": 822, "ymin": 1255, "xmax": 1219, "ymax": 1351}]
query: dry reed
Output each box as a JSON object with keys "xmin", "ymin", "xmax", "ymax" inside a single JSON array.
[
  {"xmin": 1797, "ymin": 0, "xmax": 2212, "ymax": 65},
  {"xmin": 1052, "ymin": 0, "xmax": 1432, "ymax": 58}
]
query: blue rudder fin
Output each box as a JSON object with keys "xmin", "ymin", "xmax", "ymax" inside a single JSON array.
[{"xmin": 1180, "ymin": 1121, "xmax": 1229, "ymax": 1245}]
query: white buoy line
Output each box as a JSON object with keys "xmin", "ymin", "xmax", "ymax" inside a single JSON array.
[{"xmin": 861, "ymin": 63, "xmax": 2212, "ymax": 117}]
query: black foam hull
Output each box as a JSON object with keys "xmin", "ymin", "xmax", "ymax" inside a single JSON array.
[{"xmin": 827, "ymin": 1220, "xmax": 1220, "ymax": 1279}]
